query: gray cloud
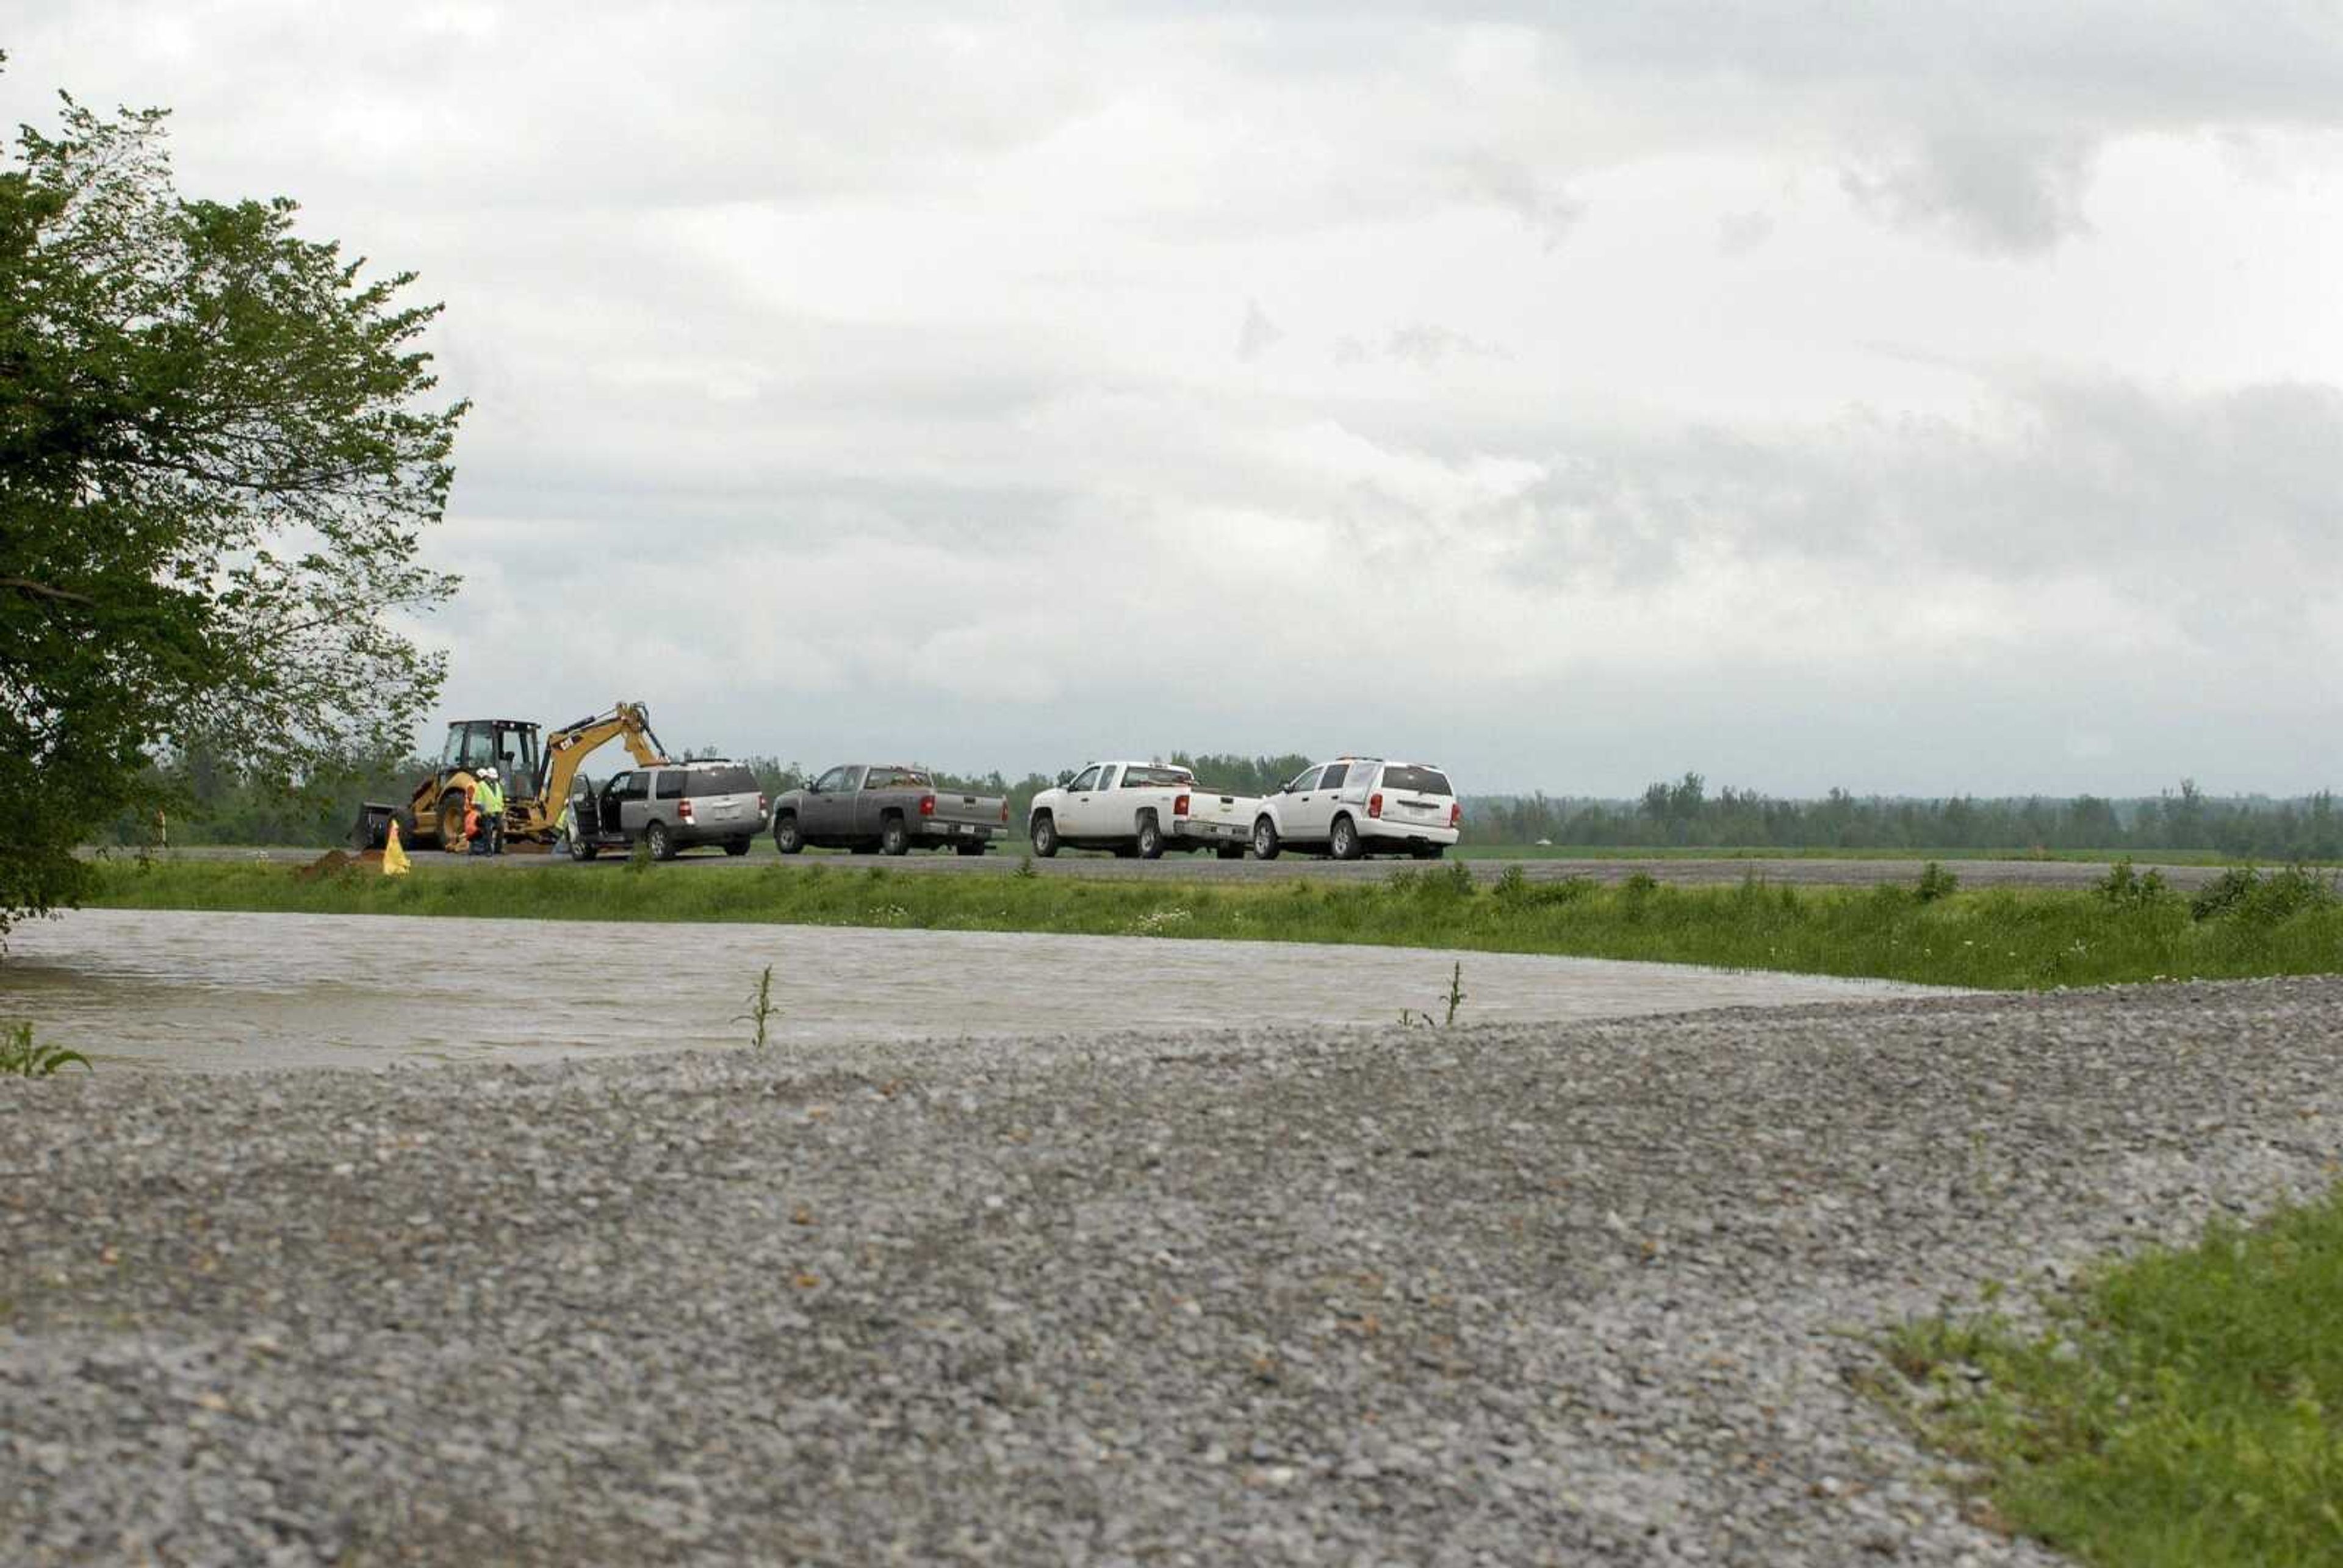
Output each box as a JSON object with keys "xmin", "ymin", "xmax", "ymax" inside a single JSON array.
[
  {"xmin": 1237, "ymin": 298, "xmax": 1284, "ymax": 360},
  {"xmin": 7, "ymin": 3, "xmax": 2340, "ymax": 795},
  {"xmin": 1715, "ymin": 208, "xmax": 1776, "ymax": 257},
  {"xmin": 1841, "ymin": 131, "xmax": 2098, "ymax": 253}
]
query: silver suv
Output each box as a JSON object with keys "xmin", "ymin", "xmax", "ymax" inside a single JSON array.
[{"xmin": 569, "ymin": 760, "xmax": 768, "ymax": 861}]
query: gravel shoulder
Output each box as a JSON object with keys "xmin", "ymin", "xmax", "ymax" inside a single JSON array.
[{"xmin": 4, "ymin": 980, "xmax": 2339, "ymax": 1564}]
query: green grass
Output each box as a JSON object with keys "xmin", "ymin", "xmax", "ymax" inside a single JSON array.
[
  {"xmin": 1882, "ymin": 1190, "xmax": 2343, "ymax": 1565},
  {"xmin": 1453, "ymin": 843, "xmax": 2295, "ymax": 866},
  {"xmin": 76, "ymin": 857, "xmax": 2343, "ymax": 990}
]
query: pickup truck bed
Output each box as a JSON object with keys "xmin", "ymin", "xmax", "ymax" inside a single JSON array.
[
  {"xmin": 1027, "ymin": 761, "xmax": 1262, "ymax": 860},
  {"xmin": 772, "ymin": 765, "xmax": 1010, "ymax": 857}
]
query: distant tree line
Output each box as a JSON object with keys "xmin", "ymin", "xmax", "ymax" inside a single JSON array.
[
  {"xmin": 1472, "ymin": 774, "xmax": 2343, "ymax": 860},
  {"xmin": 113, "ymin": 751, "xmax": 2342, "ymax": 862}
]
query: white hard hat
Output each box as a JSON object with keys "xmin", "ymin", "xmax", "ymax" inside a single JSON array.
[{"xmin": 481, "ymin": 766, "xmax": 498, "ymax": 779}]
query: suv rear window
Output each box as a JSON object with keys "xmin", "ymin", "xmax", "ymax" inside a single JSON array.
[
  {"xmin": 1380, "ymin": 765, "xmax": 1452, "ymax": 796},
  {"xmin": 693, "ymin": 765, "xmax": 760, "ymax": 795}
]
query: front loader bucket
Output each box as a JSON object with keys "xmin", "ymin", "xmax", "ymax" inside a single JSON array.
[{"xmin": 350, "ymin": 802, "xmax": 397, "ymax": 852}]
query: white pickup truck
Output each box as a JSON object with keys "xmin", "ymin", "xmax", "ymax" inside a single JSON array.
[{"xmin": 1026, "ymin": 761, "xmax": 1261, "ymax": 860}]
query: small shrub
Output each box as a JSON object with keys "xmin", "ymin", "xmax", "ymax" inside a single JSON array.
[
  {"xmin": 2233, "ymin": 864, "xmax": 2338, "ymax": 924},
  {"xmin": 2189, "ymin": 865, "xmax": 2259, "ymax": 921},
  {"xmin": 1915, "ymin": 861, "xmax": 1960, "ymax": 902},
  {"xmin": 2094, "ymin": 858, "xmax": 2170, "ymax": 909},
  {"xmin": 1383, "ymin": 868, "xmax": 1420, "ymax": 894},
  {"xmin": 624, "ymin": 838, "xmax": 653, "ymax": 874},
  {"xmin": 1, "ymin": 1021, "xmax": 90, "ymax": 1078},
  {"xmin": 1536, "ymin": 874, "xmax": 1598, "ymax": 907},
  {"xmin": 1435, "ymin": 860, "xmax": 1475, "ymax": 899},
  {"xmin": 1014, "ymin": 854, "xmax": 1038, "ymax": 880},
  {"xmin": 1622, "ymin": 871, "xmax": 1658, "ymax": 896},
  {"xmin": 1492, "ymin": 864, "xmax": 1529, "ymax": 902}
]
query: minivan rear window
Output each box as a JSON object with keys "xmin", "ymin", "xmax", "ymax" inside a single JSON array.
[
  {"xmin": 695, "ymin": 765, "xmax": 760, "ymax": 795},
  {"xmin": 1380, "ymin": 765, "xmax": 1452, "ymax": 796}
]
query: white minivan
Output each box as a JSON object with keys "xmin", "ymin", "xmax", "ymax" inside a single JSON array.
[{"xmin": 1250, "ymin": 757, "xmax": 1460, "ymax": 861}]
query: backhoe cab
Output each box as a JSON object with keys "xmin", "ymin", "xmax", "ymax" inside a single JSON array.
[{"xmin": 350, "ymin": 702, "xmax": 670, "ymax": 852}]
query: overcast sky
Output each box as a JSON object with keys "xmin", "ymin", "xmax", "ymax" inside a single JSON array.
[{"xmin": 12, "ymin": 3, "xmax": 2342, "ymax": 795}]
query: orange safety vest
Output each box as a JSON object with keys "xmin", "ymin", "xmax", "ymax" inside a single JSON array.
[{"xmin": 464, "ymin": 803, "xmax": 482, "ymax": 840}]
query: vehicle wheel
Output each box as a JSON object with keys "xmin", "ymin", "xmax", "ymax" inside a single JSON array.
[
  {"xmin": 647, "ymin": 821, "xmax": 677, "ymax": 861},
  {"xmin": 773, "ymin": 813, "xmax": 804, "ymax": 855},
  {"xmin": 391, "ymin": 807, "xmax": 420, "ymax": 849},
  {"xmin": 880, "ymin": 816, "xmax": 910, "ymax": 856},
  {"xmin": 1252, "ymin": 817, "xmax": 1281, "ymax": 861},
  {"xmin": 1030, "ymin": 814, "xmax": 1059, "ymax": 858},
  {"xmin": 437, "ymin": 791, "xmax": 469, "ymax": 853},
  {"xmin": 956, "ymin": 840, "xmax": 986, "ymax": 857},
  {"xmin": 1217, "ymin": 844, "xmax": 1245, "ymax": 860},
  {"xmin": 1411, "ymin": 843, "xmax": 1444, "ymax": 860},
  {"xmin": 1136, "ymin": 814, "xmax": 1164, "ymax": 860},
  {"xmin": 1330, "ymin": 815, "xmax": 1362, "ymax": 861},
  {"xmin": 724, "ymin": 836, "xmax": 751, "ymax": 857},
  {"xmin": 570, "ymin": 830, "xmax": 598, "ymax": 861}
]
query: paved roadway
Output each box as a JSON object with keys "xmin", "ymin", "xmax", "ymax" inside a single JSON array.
[{"xmin": 133, "ymin": 843, "xmax": 2238, "ymax": 890}]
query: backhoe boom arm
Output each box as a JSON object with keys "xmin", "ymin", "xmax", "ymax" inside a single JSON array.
[{"xmin": 541, "ymin": 702, "xmax": 670, "ymax": 821}]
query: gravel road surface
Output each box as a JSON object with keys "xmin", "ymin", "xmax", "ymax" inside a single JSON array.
[
  {"xmin": 4, "ymin": 979, "xmax": 2339, "ymax": 1564},
  {"xmin": 5, "ymin": 910, "xmax": 1938, "ymax": 1073},
  {"xmin": 126, "ymin": 844, "xmax": 2237, "ymax": 891}
]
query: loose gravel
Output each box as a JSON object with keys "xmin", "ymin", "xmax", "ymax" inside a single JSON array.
[{"xmin": 3, "ymin": 979, "xmax": 2339, "ymax": 1564}]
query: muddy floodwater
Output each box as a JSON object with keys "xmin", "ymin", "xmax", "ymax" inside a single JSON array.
[{"xmin": 3, "ymin": 909, "xmax": 1948, "ymax": 1072}]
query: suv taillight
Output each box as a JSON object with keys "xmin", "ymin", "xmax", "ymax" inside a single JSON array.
[
  {"xmin": 678, "ymin": 799, "xmax": 694, "ymax": 821},
  {"xmin": 757, "ymin": 794, "xmax": 769, "ymax": 817},
  {"xmin": 1449, "ymin": 802, "xmax": 1462, "ymax": 828},
  {"xmin": 1173, "ymin": 793, "xmax": 1190, "ymax": 818},
  {"xmin": 1367, "ymin": 792, "xmax": 1383, "ymax": 819},
  {"xmin": 918, "ymin": 793, "xmax": 936, "ymax": 818}
]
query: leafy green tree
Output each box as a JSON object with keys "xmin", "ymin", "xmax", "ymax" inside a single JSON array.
[{"xmin": 0, "ymin": 76, "xmax": 466, "ymax": 932}]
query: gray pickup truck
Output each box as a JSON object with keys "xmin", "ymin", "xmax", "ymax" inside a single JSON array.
[{"xmin": 770, "ymin": 764, "xmax": 1009, "ymax": 856}]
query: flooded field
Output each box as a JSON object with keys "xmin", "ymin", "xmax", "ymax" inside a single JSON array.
[{"xmin": 2, "ymin": 908, "xmax": 1948, "ymax": 1072}]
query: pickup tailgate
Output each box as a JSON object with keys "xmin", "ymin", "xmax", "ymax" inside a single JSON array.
[
  {"xmin": 1174, "ymin": 786, "xmax": 1259, "ymax": 841},
  {"xmin": 926, "ymin": 791, "xmax": 1006, "ymax": 833}
]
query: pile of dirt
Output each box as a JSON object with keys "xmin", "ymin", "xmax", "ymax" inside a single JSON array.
[{"xmin": 292, "ymin": 849, "xmax": 379, "ymax": 880}]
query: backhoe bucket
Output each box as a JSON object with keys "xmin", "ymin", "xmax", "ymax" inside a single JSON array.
[{"xmin": 350, "ymin": 802, "xmax": 397, "ymax": 852}]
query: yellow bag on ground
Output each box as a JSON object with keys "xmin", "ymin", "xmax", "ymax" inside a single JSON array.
[{"xmin": 383, "ymin": 819, "xmax": 411, "ymax": 876}]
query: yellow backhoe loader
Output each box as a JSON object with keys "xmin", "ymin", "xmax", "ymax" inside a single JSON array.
[{"xmin": 351, "ymin": 702, "xmax": 671, "ymax": 852}]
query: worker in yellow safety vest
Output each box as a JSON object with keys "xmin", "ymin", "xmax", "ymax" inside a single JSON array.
[{"xmin": 477, "ymin": 768, "xmax": 506, "ymax": 856}]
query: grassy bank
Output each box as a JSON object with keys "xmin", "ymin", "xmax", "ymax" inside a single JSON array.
[
  {"xmin": 1882, "ymin": 1190, "xmax": 2343, "ymax": 1565},
  {"xmin": 1456, "ymin": 844, "xmax": 2291, "ymax": 866},
  {"xmin": 71, "ymin": 857, "xmax": 2343, "ymax": 990}
]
